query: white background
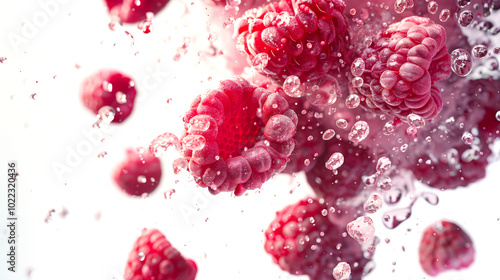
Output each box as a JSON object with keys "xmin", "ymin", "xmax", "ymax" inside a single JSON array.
[{"xmin": 0, "ymin": 1, "xmax": 499, "ymax": 280}]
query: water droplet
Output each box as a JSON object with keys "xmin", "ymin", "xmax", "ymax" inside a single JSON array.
[
  {"xmin": 351, "ymin": 58, "xmax": 365, "ymax": 76},
  {"xmin": 351, "ymin": 77, "xmax": 364, "ymax": 88},
  {"xmin": 115, "ymin": 91, "xmax": 127, "ymax": 104},
  {"xmin": 97, "ymin": 106, "xmax": 115, "ymax": 125},
  {"xmin": 283, "ymin": 75, "xmax": 302, "ymax": 97},
  {"xmin": 137, "ymin": 175, "xmax": 147, "ymax": 183},
  {"xmin": 496, "ymin": 111, "xmax": 500, "ymax": 121},
  {"xmin": 304, "ymin": 159, "xmax": 311, "ymax": 166},
  {"xmin": 439, "ymin": 9, "xmax": 450, "ymax": 22},
  {"xmin": 336, "ymin": 119, "xmax": 348, "ymax": 129},
  {"xmin": 377, "ymin": 177, "xmax": 392, "ymax": 190},
  {"xmin": 321, "ymin": 209, "xmax": 328, "ymax": 216},
  {"xmin": 333, "ymin": 262, "xmax": 351, "ymax": 280},
  {"xmin": 172, "ymin": 158, "xmax": 188, "ymax": 174},
  {"xmin": 322, "ymin": 129, "xmax": 336, "ymax": 140},
  {"xmin": 182, "ymin": 135, "xmax": 206, "ymax": 151},
  {"xmin": 305, "ymin": 76, "xmax": 339, "ymax": 106},
  {"xmin": 348, "ymin": 121, "xmax": 370, "ymax": 143},
  {"xmin": 382, "ymin": 207, "xmax": 412, "ymax": 229},
  {"xmin": 251, "ymin": 53, "xmax": 270, "ymax": 71},
  {"xmin": 345, "ymin": 94, "xmax": 361, "ymax": 109},
  {"xmin": 458, "ymin": 10, "xmax": 474, "ymax": 27},
  {"xmin": 138, "ymin": 252, "xmax": 146, "ymax": 261},
  {"xmin": 383, "ymin": 121, "xmax": 395, "ymax": 135},
  {"xmin": 400, "ymin": 143, "xmax": 408, "ymax": 152},
  {"xmin": 461, "ymin": 131, "xmax": 474, "ymax": 145},
  {"xmin": 363, "ymin": 174, "xmax": 378, "ymax": 186},
  {"xmin": 472, "ymin": 45, "xmax": 488, "ymax": 59},
  {"xmin": 458, "ymin": 0, "xmax": 471, "ymax": 8},
  {"xmin": 376, "ymin": 157, "xmax": 391, "ymax": 174},
  {"xmin": 149, "ymin": 132, "xmax": 181, "ymax": 157},
  {"xmin": 326, "ymin": 152, "xmax": 344, "ymax": 170},
  {"xmin": 407, "ymin": 114, "xmax": 425, "ymax": 128},
  {"xmin": 427, "ymin": 1, "xmax": 438, "ymax": 14},
  {"xmin": 421, "ymin": 192, "xmax": 439, "ymax": 205},
  {"xmin": 347, "ymin": 216, "xmax": 375, "ymax": 243},
  {"xmin": 364, "ymin": 194, "xmax": 383, "ymax": 214}
]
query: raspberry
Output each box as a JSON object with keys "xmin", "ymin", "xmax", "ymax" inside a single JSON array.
[
  {"xmin": 306, "ymin": 139, "xmax": 374, "ymax": 203},
  {"xmin": 81, "ymin": 70, "xmax": 137, "ymax": 123},
  {"xmin": 264, "ymin": 198, "xmax": 368, "ymax": 280},
  {"xmin": 105, "ymin": 0, "xmax": 170, "ymax": 23},
  {"xmin": 181, "ymin": 77, "xmax": 298, "ymax": 196},
  {"xmin": 235, "ymin": 0, "xmax": 350, "ymax": 83},
  {"xmin": 419, "ymin": 220, "xmax": 475, "ymax": 276},
  {"xmin": 124, "ymin": 229, "xmax": 197, "ymax": 280},
  {"xmin": 113, "ymin": 148, "xmax": 162, "ymax": 196},
  {"xmin": 351, "ymin": 16, "xmax": 451, "ymax": 121}
]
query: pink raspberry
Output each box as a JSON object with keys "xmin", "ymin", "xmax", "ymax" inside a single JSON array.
[
  {"xmin": 124, "ymin": 229, "xmax": 197, "ymax": 280},
  {"xmin": 419, "ymin": 221, "xmax": 475, "ymax": 276},
  {"xmin": 105, "ymin": 0, "xmax": 170, "ymax": 23},
  {"xmin": 351, "ymin": 16, "xmax": 451, "ymax": 121},
  {"xmin": 81, "ymin": 70, "xmax": 137, "ymax": 123},
  {"xmin": 181, "ymin": 77, "xmax": 298, "ymax": 196},
  {"xmin": 113, "ymin": 148, "xmax": 162, "ymax": 196},
  {"xmin": 235, "ymin": 0, "xmax": 350, "ymax": 83},
  {"xmin": 264, "ymin": 198, "xmax": 369, "ymax": 280}
]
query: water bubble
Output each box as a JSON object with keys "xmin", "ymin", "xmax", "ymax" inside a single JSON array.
[
  {"xmin": 496, "ymin": 111, "xmax": 500, "ymax": 121},
  {"xmin": 377, "ymin": 177, "xmax": 392, "ymax": 190},
  {"xmin": 363, "ymin": 174, "xmax": 378, "ymax": 187},
  {"xmin": 137, "ymin": 252, "xmax": 146, "ymax": 261},
  {"xmin": 383, "ymin": 121, "xmax": 395, "ymax": 135},
  {"xmin": 322, "ymin": 209, "xmax": 328, "ymax": 216},
  {"xmin": 451, "ymin": 49, "xmax": 473, "ymax": 77},
  {"xmin": 348, "ymin": 121, "xmax": 370, "ymax": 143},
  {"xmin": 326, "ymin": 152, "xmax": 344, "ymax": 170},
  {"xmin": 304, "ymin": 159, "xmax": 311, "ymax": 166},
  {"xmin": 376, "ymin": 157, "xmax": 391, "ymax": 174},
  {"xmin": 447, "ymin": 148, "xmax": 460, "ymax": 165},
  {"xmin": 115, "ymin": 91, "xmax": 127, "ymax": 104},
  {"xmin": 407, "ymin": 114, "xmax": 425, "ymax": 128},
  {"xmin": 346, "ymin": 216, "xmax": 375, "ymax": 243},
  {"xmin": 137, "ymin": 175, "xmax": 147, "ymax": 184},
  {"xmin": 472, "ymin": 45, "xmax": 488, "ymax": 59},
  {"xmin": 400, "ymin": 143, "xmax": 408, "ymax": 152},
  {"xmin": 97, "ymin": 106, "xmax": 115, "ymax": 125},
  {"xmin": 351, "ymin": 58, "xmax": 365, "ymax": 76},
  {"xmin": 149, "ymin": 132, "xmax": 181, "ymax": 157},
  {"xmin": 189, "ymin": 117, "xmax": 211, "ymax": 132},
  {"xmin": 461, "ymin": 132, "xmax": 474, "ymax": 145},
  {"xmin": 336, "ymin": 119, "xmax": 348, "ymax": 129},
  {"xmin": 458, "ymin": 0, "xmax": 471, "ymax": 8},
  {"xmin": 458, "ymin": 10, "xmax": 474, "ymax": 27},
  {"xmin": 382, "ymin": 207, "xmax": 412, "ymax": 229},
  {"xmin": 394, "ymin": 0, "xmax": 408, "ymax": 13},
  {"xmin": 345, "ymin": 94, "xmax": 361, "ymax": 109},
  {"xmin": 333, "ymin": 262, "xmax": 351, "ymax": 280},
  {"xmin": 439, "ymin": 9, "xmax": 451, "ymax": 22},
  {"xmin": 172, "ymin": 158, "xmax": 188, "ymax": 174},
  {"xmin": 427, "ymin": 1, "xmax": 438, "ymax": 14},
  {"xmin": 251, "ymin": 53, "xmax": 270, "ymax": 71},
  {"xmin": 351, "ymin": 77, "xmax": 364, "ymax": 88},
  {"xmin": 406, "ymin": 126, "xmax": 418, "ymax": 136},
  {"xmin": 182, "ymin": 135, "xmax": 206, "ymax": 151},
  {"xmin": 283, "ymin": 75, "xmax": 302, "ymax": 97},
  {"xmin": 322, "ymin": 129, "xmax": 336, "ymax": 140},
  {"xmin": 305, "ymin": 76, "xmax": 339, "ymax": 106},
  {"xmin": 363, "ymin": 194, "xmax": 383, "ymax": 214},
  {"xmin": 421, "ymin": 192, "xmax": 439, "ymax": 205}
]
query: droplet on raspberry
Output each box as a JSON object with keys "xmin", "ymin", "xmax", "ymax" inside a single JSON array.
[
  {"xmin": 252, "ymin": 53, "xmax": 270, "ymax": 71},
  {"xmin": 333, "ymin": 262, "xmax": 351, "ymax": 280},
  {"xmin": 347, "ymin": 216, "xmax": 375, "ymax": 244},
  {"xmin": 325, "ymin": 152, "xmax": 344, "ymax": 171},
  {"xmin": 351, "ymin": 58, "xmax": 365, "ymax": 77},
  {"xmin": 182, "ymin": 135, "xmax": 207, "ymax": 151}
]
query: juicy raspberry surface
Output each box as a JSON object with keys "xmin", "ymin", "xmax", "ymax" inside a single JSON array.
[
  {"xmin": 419, "ymin": 221, "xmax": 475, "ymax": 276},
  {"xmin": 235, "ymin": 0, "xmax": 350, "ymax": 83},
  {"xmin": 105, "ymin": 0, "xmax": 170, "ymax": 23},
  {"xmin": 113, "ymin": 148, "xmax": 162, "ymax": 196},
  {"xmin": 125, "ymin": 229, "xmax": 197, "ymax": 280},
  {"xmin": 181, "ymin": 77, "xmax": 298, "ymax": 195},
  {"xmin": 265, "ymin": 198, "xmax": 368, "ymax": 280},
  {"xmin": 81, "ymin": 69, "xmax": 137, "ymax": 123},
  {"xmin": 351, "ymin": 16, "xmax": 451, "ymax": 121}
]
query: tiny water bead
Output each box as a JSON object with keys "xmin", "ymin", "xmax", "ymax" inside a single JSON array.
[
  {"xmin": 322, "ymin": 129, "xmax": 336, "ymax": 140},
  {"xmin": 458, "ymin": 0, "xmax": 471, "ymax": 8},
  {"xmin": 115, "ymin": 91, "xmax": 127, "ymax": 104},
  {"xmin": 137, "ymin": 252, "xmax": 145, "ymax": 261},
  {"xmin": 283, "ymin": 75, "xmax": 302, "ymax": 97},
  {"xmin": 394, "ymin": 0, "xmax": 408, "ymax": 13},
  {"xmin": 376, "ymin": 157, "xmax": 392, "ymax": 174},
  {"xmin": 345, "ymin": 94, "xmax": 361, "ymax": 109},
  {"xmin": 462, "ymin": 132, "xmax": 474, "ymax": 145},
  {"xmin": 351, "ymin": 58, "xmax": 365, "ymax": 77},
  {"xmin": 137, "ymin": 175, "xmax": 147, "ymax": 184},
  {"xmin": 97, "ymin": 106, "xmax": 116, "ymax": 124},
  {"xmin": 351, "ymin": 77, "xmax": 364, "ymax": 88},
  {"xmin": 251, "ymin": 53, "xmax": 270, "ymax": 71},
  {"xmin": 181, "ymin": 135, "xmax": 206, "ymax": 151},
  {"xmin": 347, "ymin": 216, "xmax": 375, "ymax": 244},
  {"xmin": 326, "ymin": 152, "xmax": 344, "ymax": 170},
  {"xmin": 333, "ymin": 262, "xmax": 351, "ymax": 280},
  {"xmin": 383, "ymin": 121, "xmax": 395, "ymax": 135},
  {"xmin": 407, "ymin": 114, "xmax": 425, "ymax": 128},
  {"xmin": 439, "ymin": 9, "xmax": 450, "ymax": 22},
  {"xmin": 364, "ymin": 194, "xmax": 383, "ymax": 214},
  {"xmin": 427, "ymin": 1, "xmax": 438, "ymax": 14},
  {"xmin": 377, "ymin": 177, "xmax": 392, "ymax": 191},
  {"xmin": 458, "ymin": 10, "xmax": 474, "ymax": 27},
  {"xmin": 149, "ymin": 132, "xmax": 181, "ymax": 157},
  {"xmin": 348, "ymin": 121, "xmax": 370, "ymax": 143},
  {"xmin": 336, "ymin": 119, "xmax": 348, "ymax": 129},
  {"xmin": 451, "ymin": 49, "xmax": 473, "ymax": 77},
  {"xmin": 472, "ymin": 45, "xmax": 488, "ymax": 59},
  {"xmin": 496, "ymin": 111, "xmax": 500, "ymax": 121}
]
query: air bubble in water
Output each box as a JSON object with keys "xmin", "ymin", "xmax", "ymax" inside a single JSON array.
[
  {"xmin": 496, "ymin": 111, "xmax": 500, "ymax": 121},
  {"xmin": 461, "ymin": 132, "xmax": 474, "ymax": 145},
  {"xmin": 322, "ymin": 129, "xmax": 336, "ymax": 140},
  {"xmin": 149, "ymin": 132, "xmax": 181, "ymax": 157},
  {"xmin": 345, "ymin": 94, "xmax": 361, "ymax": 109},
  {"xmin": 363, "ymin": 174, "xmax": 378, "ymax": 186},
  {"xmin": 283, "ymin": 75, "xmax": 302, "ymax": 97},
  {"xmin": 427, "ymin": 1, "xmax": 438, "ymax": 14},
  {"xmin": 252, "ymin": 53, "xmax": 270, "ymax": 71},
  {"xmin": 348, "ymin": 121, "xmax": 370, "ymax": 143},
  {"xmin": 458, "ymin": 0, "xmax": 471, "ymax": 8},
  {"xmin": 458, "ymin": 10, "xmax": 474, "ymax": 27},
  {"xmin": 336, "ymin": 119, "xmax": 348, "ymax": 129},
  {"xmin": 451, "ymin": 49, "xmax": 473, "ymax": 77},
  {"xmin": 182, "ymin": 135, "xmax": 206, "ymax": 150},
  {"xmin": 376, "ymin": 157, "xmax": 391, "ymax": 174},
  {"xmin": 115, "ymin": 91, "xmax": 127, "ymax": 104},
  {"xmin": 346, "ymin": 216, "xmax": 375, "ymax": 243},
  {"xmin": 394, "ymin": 0, "xmax": 408, "ymax": 13},
  {"xmin": 137, "ymin": 175, "xmax": 147, "ymax": 183},
  {"xmin": 326, "ymin": 152, "xmax": 344, "ymax": 170},
  {"xmin": 472, "ymin": 45, "xmax": 488, "ymax": 59},
  {"xmin": 377, "ymin": 177, "xmax": 392, "ymax": 190},
  {"xmin": 364, "ymin": 194, "xmax": 383, "ymax": 214},
  {"xmin": 383, "ymin": 121, "xmax": 395, "ymax": 135},
  {"xmin": 407, "ymin": 114, "xmax": 425, "ymax": 128},
  {"xmin": 439, "ymin": 9, "xmax": 450, "ymax": 22},
  {"xmin": 351, "ymin": 58, "xmax": 365, "ymax": 76},
  {"xmin": 97, "ymin": 106, "xmax": 115, "ymax": 124},
  {"xmin": 333, "ymin": 262, "xmax": 351, "ymax": 280}
]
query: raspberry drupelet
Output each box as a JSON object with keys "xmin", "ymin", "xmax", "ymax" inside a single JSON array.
[
  {"xmin": 350, "ymin": 16, "xmax": 452, "ymax": 121},
  {"xmin": 124, "ymin": 229, "xmax": 197, "ymax": 280},
  {"xmin": 419, "ymin": 220, "xmax": 475, "ymax": 276},
  {"xmin": 181, "ymin": 77, "xmax": 298, "ymax": 196},
  {"xmin": 105, "ymin": 0, "xmax": 170, "ymax": 23},
  {"xmin": 81, "ymin": 70, "xmax": 137, "ymax": 123},
  {"xmin": 265, "ymin": 198, "xmax": 369, "ymax": 280},
  {"xmin": 235, "ymin": 0, "xmax": 350, "ymax": 83}
]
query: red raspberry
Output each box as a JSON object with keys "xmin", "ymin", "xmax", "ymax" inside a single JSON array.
[
  {"xmin": 81, "ymin": 70, "xmax": 137, "ymax": 123},
  {"xmin": 419, "ymin": 220, "xmax": 475, "ymax": 276},
  {"xmin": 124, "ymin": 229, "xmax": 197, "ymax": 280},
  {"xmin": 264, "ymin": 198, "xmax": 368, "ymax": 280},
  {"xmin": 113, "ymin": 148, "xmax": 162, "ymax": 196},
  {"xmin": 235, "ymin": 0, "xmax": 350, "ymax": 83},
  {"xmin": 351, "ymin": 16, "xmax": 451, "ymax": 121},
  {"xmin": 105, "ymin": 0, "xmax": 170, "ymax": 23},
  {"xmin": 181, "ymin": 77, "xmax": 298, "ymax": 196}
]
